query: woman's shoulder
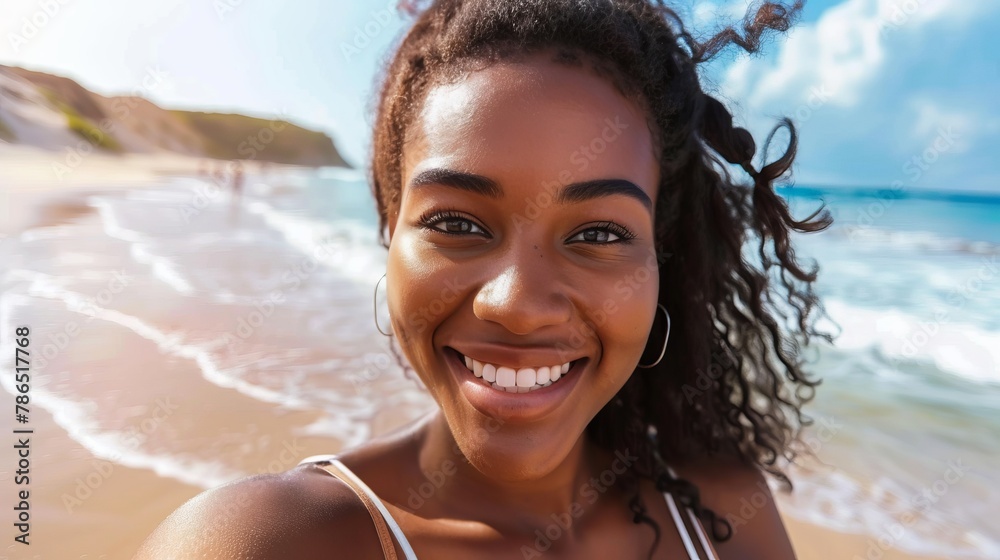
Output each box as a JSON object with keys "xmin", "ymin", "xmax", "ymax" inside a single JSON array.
[
  {"xmin": 132, "ymin": 462, "xmax": 386, "ymax": 560},
  {"xmin": 670, "ymin": 458, "xmax": 798, "ymax": 559}
]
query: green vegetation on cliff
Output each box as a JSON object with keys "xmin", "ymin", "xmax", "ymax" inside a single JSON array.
[
  {"xmin": 57, "ymin": 101, "xmax": 122, "ymax": 152},
  {"xmin": 0, "ymin": 116, "xmax": 14, "ymax": 142},
  {"xmin": 171, "ymin": 111, "xmax": 348, "ymax": 167},
  {"xmin": 37, "ymin": 87, "xmax": 122, "ymax": 152}
]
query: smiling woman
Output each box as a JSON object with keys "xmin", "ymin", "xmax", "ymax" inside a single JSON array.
[{"xmin": 134, "ymin": 1, "xmax": 831, "ymax": 559}]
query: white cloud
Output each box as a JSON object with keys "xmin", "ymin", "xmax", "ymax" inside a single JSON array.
[
  {"xmin": 692, "ymin": 0, "xmax": 752, "ymax": 28},
  {"xmin": 721, "ymin": 0, "xmax": 999, "ymax": 112},
  {"xmin": 907, "ymin": 97, "xmax": 1000, "ymax": 154},
  {"xmin": 908, "ymin": 98, "xmax": 973, "ymax": 152}
]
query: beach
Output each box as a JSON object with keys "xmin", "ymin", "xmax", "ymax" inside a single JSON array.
[{"xmin": 1, "ymin": 145, "xmax": 995, "ymax": 559}]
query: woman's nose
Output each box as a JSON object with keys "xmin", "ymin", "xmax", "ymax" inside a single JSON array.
[{"xmin": 472, "ymin": 246, "xmax": 573, "ymax": 335}]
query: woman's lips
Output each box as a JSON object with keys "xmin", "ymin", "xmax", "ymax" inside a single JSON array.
[
  {"xmin": 444, "ymin": 346, "xmax": 588, "ymax": 423},
  {"xmin": 458, "ymin": 350, "xmax": 575, "ymax": 393}
]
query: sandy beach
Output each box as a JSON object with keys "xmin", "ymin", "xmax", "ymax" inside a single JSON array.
[{"xmin": 0, "ymin": 146, "xmax": 968, "ymax": 559}]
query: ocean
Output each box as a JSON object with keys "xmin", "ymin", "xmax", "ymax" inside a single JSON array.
[{"xmin": 0, "ymin": 168, "xmax": 997, "ymax": 558}]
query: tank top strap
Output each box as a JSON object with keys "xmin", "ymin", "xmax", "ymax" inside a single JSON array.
[
  {"xmin": 298, "ymin": 455, "xmax": 419, "ymax": 560},
  {"xmin": 662, "ymin": 464, "xmax": 721, "ymax": 560}
]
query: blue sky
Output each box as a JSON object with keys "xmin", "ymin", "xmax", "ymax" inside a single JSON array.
[{"xmin": 2, "ymin": 0, "xmax": 997, "ymax": 192}]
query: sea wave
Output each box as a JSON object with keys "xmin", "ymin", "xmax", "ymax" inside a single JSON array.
[
  {"xmin": 780, "ymin": 462, "xmax": 1000, "ymax": 559},
  {"xmin": 833, "ymin": 226, "xmax": 1000, "ymax": 255},
  {"xmin": 246, "ymin": 197, "xmax": 387, "ymax": 287},
  {"xmin": 820, "ymin": 297, "xmax": 1000, "ymax": 385}
]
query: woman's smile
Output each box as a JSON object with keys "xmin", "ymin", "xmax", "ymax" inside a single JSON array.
[
  {"xmin": 443, "ymin": 344, "xmax": 591, "ymax": 422},
  {"xmin": 457, "ymin": 349, "xmax": 576, "ymax": 392}
]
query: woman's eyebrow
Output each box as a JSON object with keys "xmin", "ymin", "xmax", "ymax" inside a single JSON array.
[{"xmin": 408, "ymin": 168, "xmax": 652, "ymax": 212}]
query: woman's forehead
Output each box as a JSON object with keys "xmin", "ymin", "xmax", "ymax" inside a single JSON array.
[{"xmin": 401, "ymin": 55, "xmax": 659, "ymax": 204}]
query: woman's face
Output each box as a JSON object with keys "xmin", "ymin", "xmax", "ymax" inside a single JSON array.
[{"xmin": 386, "ymin": 52, "xmax": 661, "ymax": 480}]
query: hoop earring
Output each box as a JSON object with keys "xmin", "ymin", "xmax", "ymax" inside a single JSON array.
[
  {"xmin": 373, "ymin": 272, "xmax": 392, "ymax": 337},
  {"xmin": 636, "ymin": 303, "xmax": 670, "ymax": 369}
]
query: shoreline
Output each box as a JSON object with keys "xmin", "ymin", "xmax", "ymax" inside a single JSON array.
[{"xmin": 0, "ymin": 145, "xmax": 202, "ymax": 237}]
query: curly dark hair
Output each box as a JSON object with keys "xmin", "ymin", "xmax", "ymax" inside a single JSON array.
[{"xmin": 368, "ymin": 0, "xmax": 832, "ymax": 555}]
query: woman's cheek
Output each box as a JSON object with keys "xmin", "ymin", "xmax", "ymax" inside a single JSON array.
[
  {"xmin": 387, "ymin": 234, "xmax": 429, "ymax": 342},
  {"xmin": 597, "ymin": 270, "xmax": 658, "ymax": 364},
  {"xmin": 387, "ymin": 233, "xmax": 460, "ymax": 347}
]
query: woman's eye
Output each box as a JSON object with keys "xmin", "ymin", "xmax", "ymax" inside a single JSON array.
[
  {"xmin": 569, "ymin": 229, "xmax": 620, "ymax": 244},
  {"xmin": 568, "ymin": 222, "xmax": 636, "ymax": 245},
  {"xmin": 418, "ymin": 211, "xmax": 488, "ymax": 236},
  {"xmin": 435, "ymin": 218, "xmax": 484, "ymax": 235}
]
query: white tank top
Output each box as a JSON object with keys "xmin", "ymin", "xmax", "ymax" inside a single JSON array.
[{"xmin": 298, "ymin": 454, "xmax": 720, "ymax": 559}]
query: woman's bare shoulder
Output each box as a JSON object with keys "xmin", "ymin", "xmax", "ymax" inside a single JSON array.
[
  {"xmin": 132, "ymin": 463, "xmax": 385, "ymax": 560},
  {"xmin": 671, "ymin": 458, "xmax": 798, "ymax": 560}
]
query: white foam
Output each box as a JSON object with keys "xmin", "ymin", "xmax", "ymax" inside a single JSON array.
[
  {"xmin": 779, "ymin": 465, "xmax": 1000, "ymax": 558},
  {"xmin": 299, "ymin": 415, "xmax": 371, "ymax": 450},
  {"xmin": 246, "ymin": 199, "xmax": 387, "ymax": 287},
  {"xmin": 838, "ymin": 226, "xmax": 1000, "ymax": 255},
  {"xmin": 12, "ymin": 269, "xmax": 316, "ymax": 412},
  {"xmin": 317, "ymin": 166, "xmax": 365, "ymax": 182},
  {"xmin": 821, "ymin": 297, "xmax": 1000, "ymax": 385},
  {"xmin": 0, "ymin": 293, "xmax": 239, "ymax": 489},
  {"xmin": 91, "ymin": 197, "xmax": 195, "ymax": 295}
]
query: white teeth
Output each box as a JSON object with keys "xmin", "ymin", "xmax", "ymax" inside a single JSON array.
[
  {"xmin": 482, "ymin": 363, "xmax": 496, "ymax": 383},
  {"xmin": 516, "ymin": 367, "xmax": 536, "ymax": 387},
  {"xmin": 462, "ymin": 354, "xmax": 574, "ymax": 393},
  {"xmin": 490, "ymin": 382, "xmax": 518, "ymax": 393},
  {"xmin": 496, "ymin": 366, "xmax": 516, "ymax": 387}
]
